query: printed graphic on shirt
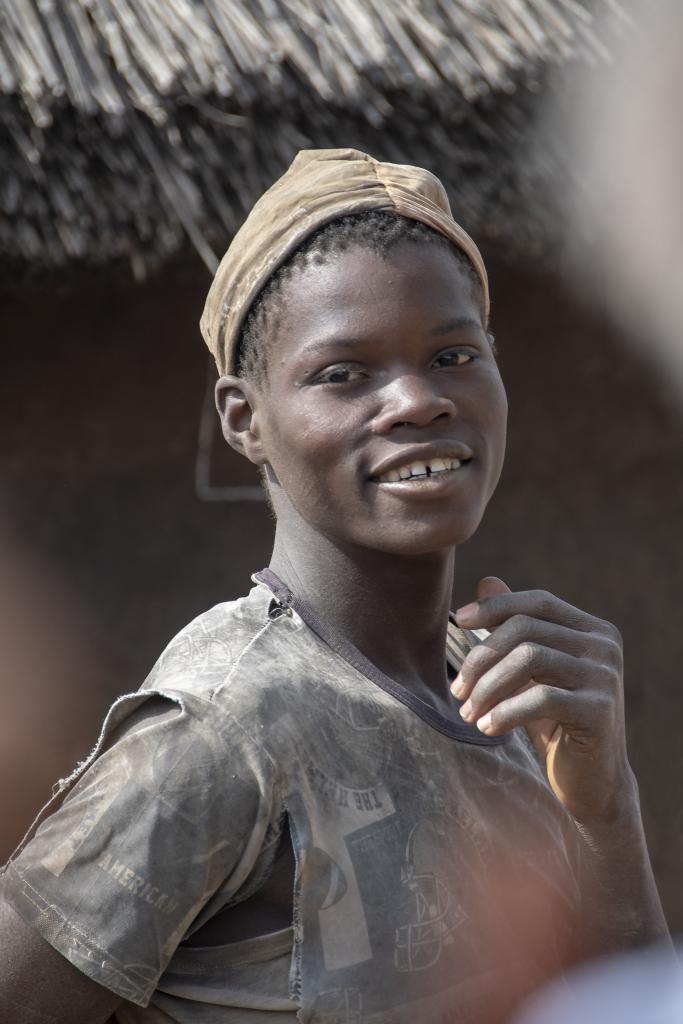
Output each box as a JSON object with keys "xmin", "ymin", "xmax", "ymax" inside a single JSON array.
[
  {"xmin": 96, "ymin": 854, "xmax": 179, "ymax": 915},
  {"xmin": 394, "ymin": 821, "xmax": 465, "ymax": 973},
  {"xmin": 310, "ymin": 986, "xmax": 363, "ymax": 1024}
]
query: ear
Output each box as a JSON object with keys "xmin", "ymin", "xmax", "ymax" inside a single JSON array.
[{"xmin": 215, "ymin": 375, "xmax": 267, "ymax": 466}]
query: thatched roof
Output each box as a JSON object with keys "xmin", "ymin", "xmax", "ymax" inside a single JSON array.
[{"xmin": 0, "ymin": 0, "xmax": 616, "ymax": 277}]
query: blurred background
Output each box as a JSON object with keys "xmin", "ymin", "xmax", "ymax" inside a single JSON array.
[{"xmin": 1, "ymin": 0, "xmax": 681, "ymax": 949}]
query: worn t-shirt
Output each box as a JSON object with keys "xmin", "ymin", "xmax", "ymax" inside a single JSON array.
[{"xmin": 2, "ymin": 573, "xmax": 583, "ymax": 1022}]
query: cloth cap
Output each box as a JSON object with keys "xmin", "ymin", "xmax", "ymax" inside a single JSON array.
[{"xmin": 200, "ymin": 147, "xmax": 489, "ymax": 376}]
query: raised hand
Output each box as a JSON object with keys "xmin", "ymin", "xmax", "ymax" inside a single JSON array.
[{"xmin": 452, "ymin": 577, "xmax": 637, "ymax": 823}]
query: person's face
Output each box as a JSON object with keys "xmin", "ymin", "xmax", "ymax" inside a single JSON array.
[{"xmin": 247, "ymin": 241, "xmax": 507, "ymax": 555}]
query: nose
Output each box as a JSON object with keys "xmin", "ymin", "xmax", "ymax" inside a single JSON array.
[{"xmin": 370, "ymin": 372, "xmax": 457, "ymax": 434}]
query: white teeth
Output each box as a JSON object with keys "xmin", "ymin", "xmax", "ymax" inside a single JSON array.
[{"xmin": 376, "ymin": 456, "xmax": 466, "ymax": 483}]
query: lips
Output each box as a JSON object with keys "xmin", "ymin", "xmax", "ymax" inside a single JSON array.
[{"xmin": 369, "ymin": 444, "xmax": 474, "ymax": 484}]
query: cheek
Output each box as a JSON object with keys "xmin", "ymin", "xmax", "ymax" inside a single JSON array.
[
  {"xmin": 480, "ymin": 369, "xmax": 508, "ymax": 435},
  {"xmin": 485, "ymin": 383, "xmax": 508, "ymax": 485},
  {"xmin": 262, "ymin": 405, "xmax": 354, "ymax": 498},
  {"xmin": 466, "ymin": 371, "xmax": 507, "ymax": 485},
  {"xmin": 491, "ymin": 388, "xmax": 509, "ymax": 448}
]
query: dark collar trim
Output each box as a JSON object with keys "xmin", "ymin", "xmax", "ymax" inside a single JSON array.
[{"xmin": 255, "ymin": 568, "xmax": 506, "ymax": 747}]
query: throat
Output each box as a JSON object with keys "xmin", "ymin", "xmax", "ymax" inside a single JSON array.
[{"xmin": 267, "ymin": 535, "xmax": 456, "ymax": 700}]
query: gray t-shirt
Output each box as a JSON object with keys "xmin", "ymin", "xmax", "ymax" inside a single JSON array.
[{"xmin": 2, "ymin": 574, "xmax": 582, "ymax": 1022}]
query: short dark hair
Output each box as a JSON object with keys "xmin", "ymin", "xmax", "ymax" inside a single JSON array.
[{"xmin": 235, "ymin": 210, "xmax": 487, "ymax": 382}]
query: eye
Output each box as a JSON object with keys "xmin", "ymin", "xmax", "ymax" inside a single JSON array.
[
  {"xmin": 433, "ymin": 349, "xmax": 475, "ymax": 369},
  {"xmin": 316, "ymin": 364, "xmax": 366, "ymax": 385}
]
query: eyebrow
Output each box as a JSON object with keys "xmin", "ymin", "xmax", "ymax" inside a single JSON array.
[
  {"xmin": 299, "ymin": 316, "xmax": 483, "ymax": 357},
  {"xmin": 428, "ymin": 316, "xmax": 483, "ymax": 336},
  {"xmin": 298, "ymin": 335, "xmax": 367, "ymax": 358}
]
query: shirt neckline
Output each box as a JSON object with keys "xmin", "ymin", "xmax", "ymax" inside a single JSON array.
[{"xmin": 254, "ymin": 567, "xmax": 506, "ymax": 747}]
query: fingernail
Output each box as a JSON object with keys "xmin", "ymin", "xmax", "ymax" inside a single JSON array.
[
  {"xmin": 450, "ymin": 674, "xmax": 467, "ymax": 699},
  {"xmin": 476, "ymin": 713, "xmax": 492, "ymax": 734},
  {"xmin": 455, "ymin": 602, "xmax": 478, "ymax": 623},
  {"xmin": 460, "ymin": 700, "xmax": 473, "ymax": 721}
]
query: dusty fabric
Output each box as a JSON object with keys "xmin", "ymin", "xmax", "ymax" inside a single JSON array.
[
  {"xmin": 200, "ymin": 148, "xmax": 490, "ymax": 376},
  {"xmin": 3, "ymin": 579, "xmax": 581, "ymax": 1022}
]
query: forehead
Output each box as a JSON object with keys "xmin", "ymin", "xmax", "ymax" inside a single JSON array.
[{"xmin": 277, "ymin": 240, "xmax": 481, "ymax": 342}]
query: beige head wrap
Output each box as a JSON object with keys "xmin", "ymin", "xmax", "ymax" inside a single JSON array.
[{"xmin": 200, "ymin": 147, "xmax": 489, "ymax": 376}]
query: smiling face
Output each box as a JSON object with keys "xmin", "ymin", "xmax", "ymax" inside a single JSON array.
[{"xmin": 236, "ymin": 240, "xmax": 507, "ymax": 556}]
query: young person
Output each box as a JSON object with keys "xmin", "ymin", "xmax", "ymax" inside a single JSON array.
[{"xmin": 0, "ymin": 149, "xmax": 670, "ymax": 1024}]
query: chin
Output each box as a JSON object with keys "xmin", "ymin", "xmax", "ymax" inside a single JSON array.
[{"xmin": 358, "ymin": 516, "xmax": 484, "ymax": 557}]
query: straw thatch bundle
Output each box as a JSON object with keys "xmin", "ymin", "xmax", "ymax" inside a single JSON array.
[{"xmin": 0, "ymin": 0, "xmax": 618, "ymax": 277}]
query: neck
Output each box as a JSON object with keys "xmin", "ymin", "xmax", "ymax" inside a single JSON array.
[{"xmin": 268, "ymin": 508, "xmax": 456, "ymax": 696}]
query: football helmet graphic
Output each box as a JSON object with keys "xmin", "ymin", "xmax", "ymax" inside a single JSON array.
[
  {"xmin": 311, "ymin": 986, "xmax": 363, "ymax": 1024},
  {"xmin": 395, "ymin": 821, "xmax": 465, "ymax": 972}
]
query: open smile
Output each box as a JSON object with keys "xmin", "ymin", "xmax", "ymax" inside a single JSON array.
[
  {"xmin": 373, "ymin": 456, "xmax": 469, "ymax": 484},
  {"xmin": 368, "ymin": 444, "xmax": 475, "ymax": 490}
]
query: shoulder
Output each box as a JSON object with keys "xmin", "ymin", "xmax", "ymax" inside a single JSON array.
[
  {"xmin": 137, "ymin": 581, "xmax": 337, "ymax": 761},
  {"xmin": 141, "ymin": 583, "xmax": 275, "ymax": 700}
]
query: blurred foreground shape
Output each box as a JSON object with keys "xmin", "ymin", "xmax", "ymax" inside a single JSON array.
[{"xmin": 540, "ymin": 0, "xmax": 683, "ymax": 400}]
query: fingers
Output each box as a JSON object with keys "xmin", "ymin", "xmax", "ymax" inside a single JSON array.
[
  {"xmin": 457, "ymin": 643, "xmax": 595, "ymax": 722},
  {"xmin": 454, "ymin": 633, "xmax": 621, "ymax": 728},
  {"xmin": 451, "ymin": 616, "xmax": 609, "ymax": 701},
  {"xmin": 473, "ymin": 684, "xmax": 600, "ymax": 737},
  {"xmin": 451, "ymin": 581, "xmax": 624, "ymax": 738},
  {"xmin": 475, "ymin": 576, "xmax": 511, "ymax": 600},
  {"xmin": 456, "ymin": 587, "xmax": 610, "ymax": 635}
]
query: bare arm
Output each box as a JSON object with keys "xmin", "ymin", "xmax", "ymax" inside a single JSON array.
[
  {"xmin": 0, "ymin": 898, "xmax": 122, "ymax": 1024},
  {"xmin": 570, "ymin": 780, "xmax": 672, "ymax": 957}
]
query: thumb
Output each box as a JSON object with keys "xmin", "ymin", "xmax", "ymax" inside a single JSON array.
[{"xmin": 476, "ymin": 576, "xmax": 511, "ymax": 601}]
